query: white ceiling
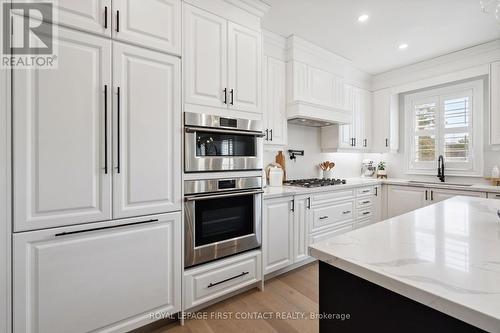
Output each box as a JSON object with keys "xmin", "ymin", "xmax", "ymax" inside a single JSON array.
[{"xmin": 261, "ymin": 0, "xmax": 500, "ymax": 75}]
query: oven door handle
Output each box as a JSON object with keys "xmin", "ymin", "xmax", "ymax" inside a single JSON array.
[
  {"xmin": 185, "ymin": 189, "xmax": 264, "ymax": 202},
  {"xmin": 185, "ymin": 126, "xmax": 266, "ymax": 137}
]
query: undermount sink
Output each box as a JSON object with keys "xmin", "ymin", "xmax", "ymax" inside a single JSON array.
[{"xmin": 408, "ymin": 180, "xmax": 473, "ymax": 187}]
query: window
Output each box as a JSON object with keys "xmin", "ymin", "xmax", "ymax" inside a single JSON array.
[{"xmin": 404, "ymin": 80, "xmax": 484, "ymax": 176}]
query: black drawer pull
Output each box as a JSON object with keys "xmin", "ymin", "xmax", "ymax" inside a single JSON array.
[
  {"xmin": 362, "ymin": 190, "xmax": 370, "ymax": 193},
  {"xmin": 362, "ymin": 201, "xmax": 370, "ymax": 204},
  {"xmin": 343, "ymin": 210, "xmax": 351, "ymax": 214},
  {"xmin": 208, "ymin": 271, "xmax": 249, "ymax": 288},
  {"xmin": 55, "ymin": 219, "xmax": 159, "ymax": 237},
  {"xmin": 362, "ymin": 211, "xmax": 370, "ymax": 215},
  {"xmin": 319, "ymin": 216, "xmax": 328, "ymax": 220}
]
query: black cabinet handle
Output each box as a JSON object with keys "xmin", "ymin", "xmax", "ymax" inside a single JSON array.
[
  {"xmin": 364, "ymin": 139, "xmax": 367, "ymax": 147},
  {"xmin": 116, "ymin": 87, "xmax": 121, "ymax": 173},
  {"xmin": 104, "ymin": 6, "xmax": 108, "ymax": 29},
  {"xmin": 362, "ymin": 200, "xmax": 370, "ymax": 204},
  {"xmin": 307, "ymin": 197, "xmax": 311, "ymax": 209},
  {"xmin": 319, "ymin": 216, "xmax": 328, "ymax": 220},
  {"xmin": 363, "ymin": 211, "xmax": 370, "ymax": 215},
  {"xmin": 265, "ymin": 129, "xmax": 269, "ymax": 141},
  {"xmin": 270, "ymin": 129, "xmax": 273, "ymax": 141},
  {"xmin": 343, "ymin": 210, "xmax": 351, "ymax": 214},
  {"xmin": 375, "ymin": 187, "xmax": 378, "ymax": 196},
  {"xmin": 431, "ymin": 190, "xmax": 434, "ymax": 201},
  {"xmin": 385, "ymin": 138, "xmax": 389, "ymax": 147},
  {"xmin": 104, "ymin": 85, "xmax": 108, "ymax": 174},
  {"xmin": 425, "ymin": 190, "xmax": 428, "ymax": 201},
  {"xmin": 291, "ymin": 199, "xmax": 295, "ymax": 212},
  {"xmin": 230, "ymin": 89, "xmax": 234, "ymax": 105},
  {"xmin": 223, "ymin": 88, "xmax": 227, "ymax": 104},
  {"xmin": 116, "ymin": 10, "xmax": 120, "ymax": 32},
  {"xmin": 207, "ymin": 271, "xmax": 249, "ymax": 288},
  {"xmin": 55, "ymin": 219, "xmax": 159, "ymax": 237}
]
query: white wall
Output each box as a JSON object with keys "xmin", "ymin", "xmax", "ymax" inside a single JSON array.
[{"xmin": 264, "ymin": 124, "xmax": 364, "ymax": 180}]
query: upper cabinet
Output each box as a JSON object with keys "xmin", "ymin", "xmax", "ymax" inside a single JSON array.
[
  {"xmin": 491, "ymin": 61, "xmax": 500, "ymax": 145},
  {"xmin": 335, "ymin": 85, "xmax": 372, "ymax": 151},
  {"xmin": 112, "ymin": 0, "xmax": 181, "ymax": 54},
  {"xmin": 263, "ymin": 55, "xmax": 287, "ymax": 145},
  {"xmin": 183, "ymin": 3, "xmax": 262, "ymax": 116},
  {"xmin": 27, "ymin": 0, "xmax": 181, "ymax": 55},
  {"xmin": 371, "ymin": 89, "xmax": 399, "ymax": 153}
]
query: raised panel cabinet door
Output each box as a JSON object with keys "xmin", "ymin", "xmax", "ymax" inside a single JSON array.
[
  {"xmin": 228, "ymin": 22, "xmax": 262, "ymax": 113},
  {"xmin": 13, "ymin": 27, "xmax": 112, "ymax": 231},
  {"xmin": 293, "ymin": 195, "xmax": 311, "ymax": 263},
  {"xmin": 13, "ymin": 213, "xmax": 181, "ymax": 333},
  {"xmin": 371, "ymin": 89, "xmax": 391, "ymax": 153},
  {"xmin": 113, "ymin": 0, "xmax": 181, "ymax": 55},
  {"xmin": 265, "ymin": 56, "xmax": 287, "ymax": 145},
  {"xmin": 387, "ymin": 186, "xmax": 427, "ymax": 218},
  {"xmin": 308, "ymin": 67, "xmax": 334, "ymax": 107},
  {"xmin": 22, "ymin": 0, "xmax": 111, "ymax": 36},
  {"xmin": 183, "ymin": 4, "xmax": 227, "ymax": 109},
  {"xmin": 263, "ymin": 197, "xmax": 294, "ymax": 274},
  {"xmin": 113, "ymin": 42, "xmax": 181, "ymax": 218},
  {"xmin": 491, "ymin": 61, "xmax": 500, "ymax": 145}
]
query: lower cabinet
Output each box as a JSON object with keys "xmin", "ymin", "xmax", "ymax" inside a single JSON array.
[
  {"xmin": 293, "ymin": 195, "xmax": 311, "ymax": 263},
  {"xmin": 387, "ymin": 185, "xmax": 487, "ymax": 218},
  {"xmin": 184, "ymin": 250, "xmax": 261, "ymax": 309},
  {"xmin": 13, "ymin": 212, "xmax": 181, "ymax": 333},
  {"xmin": 262, "ymin": 196, "xmax": 294, "ymax": 274},
  {"xmin": 488, "ymin": 192, "xmax": 500, "ymax": 200}
]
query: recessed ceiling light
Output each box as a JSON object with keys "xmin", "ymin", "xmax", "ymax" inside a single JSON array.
[
  {"xmin": 398, "ymin": 43, "xmax": 409, "ymax": 50},
  {"xmin": 358, "ymin": 14, "xmax": 369, "ymax": 23}
]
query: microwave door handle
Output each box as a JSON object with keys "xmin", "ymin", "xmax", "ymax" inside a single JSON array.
[
  {"xmin": 185, "ymin": 126, "xmax": 266, "ymax": 137},
  {"xmin": 185, "ymin": 190, "xmax": 264, "ymax": 202}
]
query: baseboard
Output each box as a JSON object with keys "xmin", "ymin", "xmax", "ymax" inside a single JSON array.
[{"xmin": 264, "ymin": 257, "xmax": 317, "ymax": 281}]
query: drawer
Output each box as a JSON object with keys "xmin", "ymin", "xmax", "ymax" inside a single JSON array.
[
  {"xmin": 357, "ymin": 209, "xmax": 373, "ymax": 219},
  {"xmin": 312, "ymin": 189, "xmax": 355, "ymax": 206},
  {"xmin": 309, "ymin": 222, "xmax": 353, "ymax": 245},
  {"xmin": 356, "ymin": 197, "xmax": 373, "ymax": 209},
  {"xmin": 184, "ymin": 250, "xmax": 261, "ymax": 309},
  {"xmin": 357, "ymin": 186, "xmax": 374, "ymax": 197},
  {"xmin": 311, "ymin": 200, "xmax": 354, "ymax": 233},
  {"xmin": 487, "ymin": 192, "xmax": 500, "ymax": 200}
]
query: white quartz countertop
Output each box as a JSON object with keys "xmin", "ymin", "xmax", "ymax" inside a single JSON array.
[
  {"xmin": 263, "ymin": 178, "xmax": 500, "ymax": 199},
  {"xmin": 309, "ymin": 196, "xmax": 500, "ymax": 332}
]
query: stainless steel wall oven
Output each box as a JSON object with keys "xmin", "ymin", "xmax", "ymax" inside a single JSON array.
[
  {"xmin": 184, "ymin": 176, "xmax": 262, "ymax": 268},
  {"xmin": 184, "ymin": 112, "xmax": 264, "ymax": 173}
]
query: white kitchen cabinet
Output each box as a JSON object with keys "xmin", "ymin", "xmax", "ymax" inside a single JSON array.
[
  {"xmin": 488, "ymin": 192, "xmax": 500, "ymax": 200},
  {"xmin": 13, "ymin": 213, "xmax": 181, "ymax": 333},
  {"xmin": 228, "ymin": 22, "xmax": 262, "ymax": 113},
  {"xmin": 387, "ymin": 186, "xmax": 428, "ymax": 218},
  {"xmin": 373, "ymin": 185, "xmax": 383, "ymax": 222},
  {"xmin": 23, "ymin": 0, "xmax": 112, "ymax": 37},
  {"xmin": 113, "ymin": 42, "xmax": 181, "ymax": 219},
  {"xmin": 263, "ymin": 56, "xmax": 287, "ymax": 145},
  {"xmin": 13, "ymin": 27, "xmax": 112, "ymax": 232},
  {"xmin": 428, "ymin": 188, "xmax": 486, "ymax": 203},
  {"xmin": 372, "ymin": 89, "xmax": 399, "ymax": 153},
  {"xmin": 387, "ymin": 185, "xmax": 487, "ymax": 218},
  {"xmin": 183, "ymin": 4, "xmax": 262, "ymax": 115},
  {"xmin": 183, "ymin": 4, "xmax": 227, "ymax": 110},
  {"xmin": 293, "ymin": 195, "xmax": 311, "ymax": 263},
  {"xmin": 184, "ymin": 250, "xmax": 261, "ymax": 309},
  {"xmin": 339, "ymin": 85, "xmax": 372, "ymax": 150},
  {"xmin": 490, "ymin": 61, "xmax": 500, "ymax": 145},
  {"xmin": 263, "ymin": 196, "xmax": 294, "ymax": 274},
  {"xmin": 113, "ymin": 0, "xmax": 181, "ymax": 55}
]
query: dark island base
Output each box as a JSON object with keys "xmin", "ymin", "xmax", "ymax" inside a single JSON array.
[{"xmin": 319, "ymin": 261, "xmax": 486, "ymax": 333}]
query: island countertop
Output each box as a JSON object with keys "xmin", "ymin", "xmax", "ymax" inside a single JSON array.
[{"xmin": 309, "ymin": 196, "xmax": 500, "ymax": 332}]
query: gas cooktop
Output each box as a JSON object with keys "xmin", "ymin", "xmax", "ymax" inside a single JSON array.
[{"xmin": 283, "ymin": 178, "xmax": 347, "ymax": 188}]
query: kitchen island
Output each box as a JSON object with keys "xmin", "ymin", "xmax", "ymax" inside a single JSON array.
[{"xmin": 309, "ymin": 196, "xmax": 500, "ymax": 333}]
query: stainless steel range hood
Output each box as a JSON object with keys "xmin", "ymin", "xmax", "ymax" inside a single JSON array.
[{"xmin": 288, "ymin": 117, "xmax": 336, "ymax": 127}]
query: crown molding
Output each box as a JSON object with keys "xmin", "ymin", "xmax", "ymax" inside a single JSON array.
[{"xmin": 223, "ymin": 0, "xmax": 270, "ymax": 18}]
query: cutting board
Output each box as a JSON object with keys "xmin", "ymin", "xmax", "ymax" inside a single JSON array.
[{"xmin": 275, "ymin": 151, "xmax": 286, "ymax": 180}]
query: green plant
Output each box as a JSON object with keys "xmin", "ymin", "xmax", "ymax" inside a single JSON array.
[{"xmin": 377, "ymin": 161, "xmax": 386, "ymax": 171}]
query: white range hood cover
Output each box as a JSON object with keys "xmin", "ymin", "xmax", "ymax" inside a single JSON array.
[{"xmin": 287, "ymin": 101, "xmax": 351, "ymax": 127}]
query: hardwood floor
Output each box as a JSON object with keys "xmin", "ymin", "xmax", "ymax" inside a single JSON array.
[{"xmin": 154, "ymin": 262, "xmax": 318, "ymax": 333}]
